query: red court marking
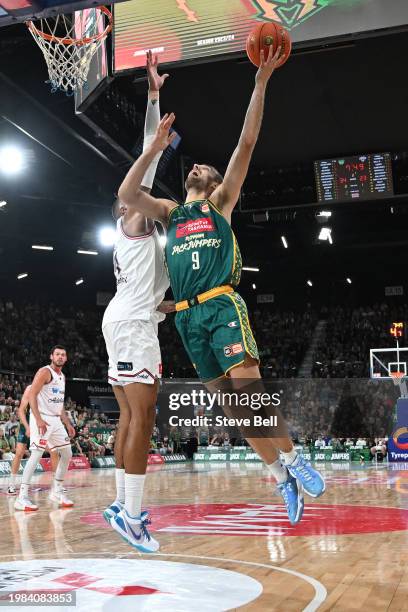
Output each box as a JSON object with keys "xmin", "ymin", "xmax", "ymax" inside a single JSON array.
[{"xmin": 81, "ymin": 502, "xmax": 408, "ymax": 537}]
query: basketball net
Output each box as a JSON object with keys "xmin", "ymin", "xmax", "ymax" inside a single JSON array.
[{"xmin": 26, "ymin": 6, "xmax": 112, "ymax": 95}]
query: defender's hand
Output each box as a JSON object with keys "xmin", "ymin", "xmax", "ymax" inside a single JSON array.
[
  {"xmin": 255, "ymin": 44, "xmax": 282, "ymax": 86},
  {"xmin": 151, "ymin": 113, "xmax": 177, "ymax": 152},
  {"xmin": 146, "ymin": 49, "xmax": 169, "ymax": 91},
  {"xmin": 157, "ymin": 300, "xmax": 176, "ymax": 314},
  {"xmin": 67, "ymin": 424, "xmax": 76, "ymax": 438}
]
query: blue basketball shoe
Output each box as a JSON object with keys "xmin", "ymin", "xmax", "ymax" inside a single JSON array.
[
  {"xmin": 102, "ymin": 500, "xmax": 123, "ymax": 525},
  {"xmin": 287, "ymin": 454, "xmax": 325, "ymax": 498},
  {"xmin": 277, "ymin": 474, "xmax": 304, "ymax": 526},
  {"xmin": 110, "ymin": 509, "xmax": 159, "ymax": 553}
]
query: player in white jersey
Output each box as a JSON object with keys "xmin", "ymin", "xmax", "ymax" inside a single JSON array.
[
  {"xmin": 102, "ymin": 52, "xmax": 173, "ymax": 553},
  {"xmin": 14, "ymin": 346, "xmax": 76, "ymax": 511}
]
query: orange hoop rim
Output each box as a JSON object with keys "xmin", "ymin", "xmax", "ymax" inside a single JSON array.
[
  {"xmin": 26, "ymin": 5, "xmax": 112, "ymax": 47},
  {"xmin": 391, "ymin": 371, "xmax": 405, "ymax": 379}
]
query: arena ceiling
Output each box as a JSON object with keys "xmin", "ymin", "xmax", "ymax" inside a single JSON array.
[{"xmin": 0, "ymin": 23, "xmax": 408, "ymax": 306}]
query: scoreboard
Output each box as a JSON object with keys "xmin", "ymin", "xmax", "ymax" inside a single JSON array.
[{"xmin": 314, "ymin": 153, "xmax": 394, "ymax": 203}]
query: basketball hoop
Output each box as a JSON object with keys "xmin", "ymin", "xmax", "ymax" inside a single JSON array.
[
  {"xmin": 391, "ymin": 371, "xmax": 405, "ymax": 386},
  {"xmin": 26, "ymin": 6, "xmax": 112, "ymax": 95}
]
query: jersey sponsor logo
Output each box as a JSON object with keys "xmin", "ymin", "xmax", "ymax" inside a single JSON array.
[
  {"xmin": 117, "ymin": 361, "xmax": 133, "ymax": 371},
  {"xmin": 176, "ymin": 218, "xmax": 214, "ymax": 238},
  {"xmin": 201, "ymin": 202, "xmax": 210, "ymax": 213},
  {"xmin": 228, "ymin": 321, "xmax": 239, "ymax": 328},
  {"xmin": 224, "ymin": 342, "xmax": 244, "ymax": 357},
  {"xmin": 51, "ymin": 387, "xmax": 60, "ymax": 394}
]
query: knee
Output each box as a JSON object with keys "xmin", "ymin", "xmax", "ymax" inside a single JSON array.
[{"xmin": 129, "ymin": 406, "xmax": 155, "ymax": 432}]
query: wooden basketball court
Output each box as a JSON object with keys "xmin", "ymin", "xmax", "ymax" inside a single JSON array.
[{"xmin": 1, "ymin": 461, "xmax": 408, "ymax": 611}]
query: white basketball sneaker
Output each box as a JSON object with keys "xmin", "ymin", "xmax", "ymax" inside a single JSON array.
[
  {"xmin": 110, "ymin": 509, "xmax": 159, "ymax": 553},
  {"xmin": 14, "ymin": 497, "xmax": 38, "ymax": 511},
  {"xmin": 49, "ymin": 490, "xmax": 74, "ymax": 507}
]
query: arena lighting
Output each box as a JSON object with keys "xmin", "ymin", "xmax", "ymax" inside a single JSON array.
[
  {"xmin": 99, "ymin": 226, "xmax": 116, "ymax": 247},
  {"xmin": 159, "ymin": 234, "xmax": 167, "ymax": 247},
  {"xmin": 281, "ymin": 236, "xmax": 288, "ymax": 248},
  {"xmin": 242, "ymin": 266, "xmax": 259, "ymax": 272},
  {"xmin": 307, "ymin": 280, "xmax": 313, "ymax": 287},
  {"xmin": 75, "ymin": 278, "xmax": 84, "ymax": 285},
  {"xmin": 17, "ymin": 273, "xmax": 28, "ymax": 280},
  {"xmin": 0, "ymin": 200, "xmax": 6, "ymax": 208},
  {"xmin": 252, "ymin": 283, "xmax": 257, "ymax": 290},
  {"xmin": 318, "ymin": 227, "xmax": 333, "ymax": 244},
  {"xmin": 0, "ymin": 146, "xmax": 24, "ymax": 175},
  {"xmin": 77, "ymin": 249, "xmax": 99, "ymax": 255},
  {"xmin": 32, "ymin": 245, "xmax": 54, "ymax": 251},
  {"xmin": 346, "ymin": 277, "xmax": 352, "ymax": 284},
  {"xmin": 317, "ymin": 210, "xmax": 332, "ymax": 218}
]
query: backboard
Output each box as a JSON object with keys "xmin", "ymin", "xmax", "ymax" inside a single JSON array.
[{"xmin": 370, "ymin": 346, "xmax": 408, "ymax": 380}]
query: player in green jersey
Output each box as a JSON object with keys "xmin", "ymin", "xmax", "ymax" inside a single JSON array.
[{"xmin": 116, "ymin": 46, "xmax": 325, "ymax": 525}]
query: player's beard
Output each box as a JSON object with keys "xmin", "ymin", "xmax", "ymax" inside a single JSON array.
[{"xmin": 185, "ymin": 174, "xmax": 208, "ymax": 193}]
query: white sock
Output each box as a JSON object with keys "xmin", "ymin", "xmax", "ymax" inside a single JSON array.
[
  {"xmin": 115, "ymin": 468, "xmax": 125, "ymax": 504},
  {"xmin": 266, "ymin": 459, "xmax": 288, "ymax": 484},
  {"xmin": 19, "ymin": 449, "xmax": 43, "ymax": 499},
  {"xmin": 281, "ymin": 448, "xmax": 298, "ymax": 466},
  {"xmin": 10, "ymin": 473, "xmax": 17, "ymax": 486},
  {"xmin": 124, "ymin": 473, "xmax": 145, "ymax": 520}
]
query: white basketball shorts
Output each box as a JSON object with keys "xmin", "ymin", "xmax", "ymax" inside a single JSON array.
[
  {"xmin": 29, "ymin": 413, "xmax": 70, "ymax": 452},
  {"xmin": 102, "ymin": 319, "xmax": 162, "ymax": 386}
]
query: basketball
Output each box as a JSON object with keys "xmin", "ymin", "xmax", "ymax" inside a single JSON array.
[{"xmin": 246, "ymin": 22, "xmax": 292, "ymax": 68}]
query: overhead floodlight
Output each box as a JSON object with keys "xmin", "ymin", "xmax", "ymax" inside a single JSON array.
[
  {"xmin": 0, "ymin": 146, "xmax": 24, "ymax": 175},
  {"xmin": 99, "ymin": 226, "xmax": 116, "ymax": 247},
  {"xmin": 77, "ymin": 249, "xmax": 99, "ymax": 255},
  {"xmin": 243, "ymin": 266, "xmax": 259, "ymax": 272},
  {"xmin": 0, "ymin": 201, "xmax": 7, "ymax": 208},
  {"xmin": 32, "ymin": 245, "xmax": 54, "ymax": 251},
  {"xmin": 281, "ymin": 236, "xmax": 288, "ymax": 249},
  {"xmin": 252, "ymin": 283, "xmax": 257, "ymax": 290},
  {"xmin": 17, "ymin": 273, "xmax": 28, "ymax": 280},
  {"xmin": 346, "ymin": 277, "xmax": 352, "ymax": 284},
  {"xmin": 307, "ymin": 280, "xmax": 313, "ymax": 287},
  {"xmin": 75, "ymin": 278, "xmax": 84, "ymax": 286}
]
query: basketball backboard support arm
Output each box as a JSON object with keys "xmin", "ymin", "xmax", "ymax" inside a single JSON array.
[{"xmin": 370, "ymin": 344, "xmax": 408, "ymax": 398}]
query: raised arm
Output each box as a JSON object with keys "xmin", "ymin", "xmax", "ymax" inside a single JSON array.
[
  {"xmin": 118, "ymin": 114, "xmax": 178, "ymax": 224},
  {"xmin": 211, "ymin": 44, "xmax": 282, "ymax": 221}
]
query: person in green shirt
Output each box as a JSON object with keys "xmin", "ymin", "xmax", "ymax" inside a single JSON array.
[{"xmin": 116, "ymin": 47, "xmax": 325, "ymax": 526}]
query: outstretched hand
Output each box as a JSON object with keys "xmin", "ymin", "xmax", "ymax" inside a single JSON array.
[
  {"xmin": 255, "ymin": 44, "xmax": 282, "ymax": 86},
  {"xmin": 146, "ymin": 49, "xmax": 169, "ymax": 91},
  {"xmin": 151, "ymin": 113, "xmax": 177, "ymax": 152}
]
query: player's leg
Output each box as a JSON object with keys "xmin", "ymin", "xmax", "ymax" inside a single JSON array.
[
  {"xmin": 109, "ymin": 320, "xmax": 160, "ymax": 552},
  {"xmin": 103, "ymin": 385, "xmax": 130, "ymax": 521},
  {"xmin": 47, "ymin": 419, "xmax": 74, "ymax": 507},
  {"xmin": 50, "ymin": 447, "xmax": 59, "ymax": 474},
  {"xmin": 8, "ymin": 442, "xmax": 26, "ymax": 495}
]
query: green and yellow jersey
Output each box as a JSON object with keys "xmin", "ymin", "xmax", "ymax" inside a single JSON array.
[{"xmin": 165, "ymin": 199, "xmax": 242, "ymax": 302}]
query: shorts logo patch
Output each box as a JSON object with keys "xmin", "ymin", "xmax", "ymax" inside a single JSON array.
[
  {"xmin": 38, "ymin": 438, "xmax": 47, "ymax": 447},
  {"xmin": 224, "ymin": 342, "xmax": 244, "ymax": 357},
  {"xmin": 117, "ymin": 361, "xmax": 133, "ymax": 371},
  {"xmin": 228, "ymin": 321, "xmax": 239, "ymax": 328},
  {"xmin": 201, "ymin": 202, "xmax": 210, "ymax": 213},
  {"xmin": 176, "ymin": 218, "xmax": 214, "ymax": 238}
]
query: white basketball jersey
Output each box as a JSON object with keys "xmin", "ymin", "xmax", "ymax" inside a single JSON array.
[
  {"xmin": 37, "ymin": 366, "xmax": 65, "ymax": 416},
  {"xmin": 102, "ymin": 220, "xmax": 169, "ymax": 327}
]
